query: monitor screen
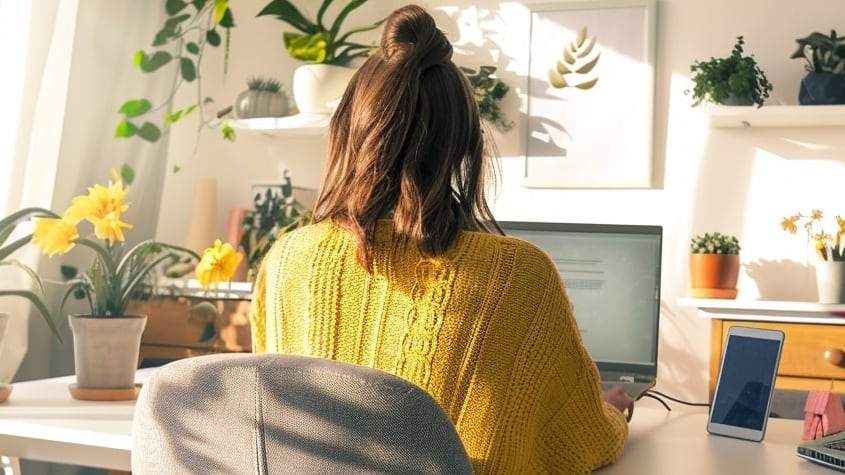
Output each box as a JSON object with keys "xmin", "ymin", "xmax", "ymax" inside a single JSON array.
[{"xmin": 499, "ymin": 222, "xmax": 662, "ymax": 371}]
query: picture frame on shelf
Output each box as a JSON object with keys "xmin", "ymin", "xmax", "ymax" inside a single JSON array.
[{"xmin": 522, "ymin": 0, "xmax": 656, "ymax": 189}]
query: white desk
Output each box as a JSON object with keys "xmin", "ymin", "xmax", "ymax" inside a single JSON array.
[
  {"xmin": 0, "ymin": 370, "xmax": 156, "ymax": 473},
  {"xmin": 598, "ymin": 398, "xmax": 833, "ymax": 474},
  {"xmin": 0, "ymin": 375, "xmax": 836, "ymax": 474}
]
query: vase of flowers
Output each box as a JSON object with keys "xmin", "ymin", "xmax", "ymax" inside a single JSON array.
[
  {"xmin": 781, "ymin": 210, "xmax": 845, "ymax": 303},
  {"xmin": 689, "ymin": 232, "xmax": 741, "ymax": 299}
]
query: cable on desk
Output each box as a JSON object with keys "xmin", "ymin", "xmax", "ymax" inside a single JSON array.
[{"xmin": 643, "ymin": 389, "xmax": 710, "ymax": 413}]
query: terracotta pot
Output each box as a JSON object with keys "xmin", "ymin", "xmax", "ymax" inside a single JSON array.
[{"xmin": 689, "ymin": 253, "xmax": 740, "ymax": 299}]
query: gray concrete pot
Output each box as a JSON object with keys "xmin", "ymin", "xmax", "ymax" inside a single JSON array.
[{"xmin": 69, "ymin": 314, "xmax": 147, "ymax": 389}]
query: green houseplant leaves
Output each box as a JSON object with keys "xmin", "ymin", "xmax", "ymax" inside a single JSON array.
[
  {"xmin": 257, "ymin": 0, "xmax": 384, "ymax": 66},
  {"xmin": 115, "ymin": 0, "xmax": 236, "ymax": 147},
  {"xmin": 686, "ymin": 36, "xmax": 773, "ymax": 108}
]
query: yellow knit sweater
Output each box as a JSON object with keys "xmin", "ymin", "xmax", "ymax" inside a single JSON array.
[{"xmin": 250, "ymin": 220, "xmax": 628, "ymax": 474}]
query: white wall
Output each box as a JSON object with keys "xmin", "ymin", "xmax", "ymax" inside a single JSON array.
[{"xmin": 155, "ymin": 0, "xmax": 845, "ymax": 402}]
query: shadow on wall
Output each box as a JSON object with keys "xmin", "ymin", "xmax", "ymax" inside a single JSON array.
[{"xmin": 744, "ymin": 259, "xmax": 816, "ymax": 301}]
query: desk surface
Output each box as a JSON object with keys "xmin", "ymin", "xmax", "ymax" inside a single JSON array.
[
  {"xmin": 599, "ymin": 398, "xmax": 833, "ymax": 474},
  {"xmin": 0, "ymin": 370, "xmax": 155, "ymax": 471},
  {"xmin": 0, "ymin": 374, "xmax": 836, "ymax": 473}
]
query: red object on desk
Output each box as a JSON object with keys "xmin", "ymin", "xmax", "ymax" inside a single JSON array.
[{"xmin": 803, "ymin": 390, "xmax": 845, "ymax": 440}]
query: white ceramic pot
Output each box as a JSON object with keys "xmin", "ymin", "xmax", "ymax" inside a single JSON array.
[
  {"xmin": 69, "ymin": 314, "xmax": 147, "ymax": 389},
  {"xmin": 816, "ymin": 261, "xmax": 845, "ymax": 304},
  {"xmin": 292, "ymin": 64, "xmax": 356, "ymax": 115}
]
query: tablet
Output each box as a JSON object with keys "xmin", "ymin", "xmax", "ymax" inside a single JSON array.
[{"xmin": 706, "ymin": 325, "xmax": 785, "ymax": 442}]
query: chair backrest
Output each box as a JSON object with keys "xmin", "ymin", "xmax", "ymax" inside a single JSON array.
[{"xmin": 131, "ymin": 353, "xmax": 474, "ymax": 475}]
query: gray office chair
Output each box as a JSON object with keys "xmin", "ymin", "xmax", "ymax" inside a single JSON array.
[{"xmin": 131, "ymin": 353, "xmax": 474, "ymax": 474}]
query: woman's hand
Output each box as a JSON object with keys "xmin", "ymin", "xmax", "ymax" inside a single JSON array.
[{"xmin": 603, "ymin": 385, "xmax": 634, "ymax": 422}]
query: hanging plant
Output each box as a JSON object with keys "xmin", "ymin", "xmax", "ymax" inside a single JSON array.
[{"xmin": 114, "ymin": 0, "xmax": 237, "ymax": 156}]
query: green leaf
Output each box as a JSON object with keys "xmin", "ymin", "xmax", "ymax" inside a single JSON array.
[
  {"xmin": 221, "ymin": 123, "xmax": 236, "ymax": 141},
  {"xmin": 173, "ymin": 165, "xmax": 182, "ymax": 174},
  {"xmin": 206, "ymin": 29, "xmax": 221, "ymax": 47},
  {"xmin": 180, "ymin": 58, "xmax": 197, "ymax": 82},
  {"xmin": 139, "ymin": 51, "xmax": 173, "ymax": 72},
  {"xmin": 257, "ymin": 0, "xmax": 317, "ymax": 34},
  {"xmin": 137, "ymin": 123, "xmax": 162, "ymax": 142},
  {"xmin": 164, "ymin": 110, "xmax": 183, "ymax": 124},
  {"xmin": 284, "ymin": 32, "xmax": 329, "ymax": 63},
  {"xmin": 186, "ymin": 42, "xmax": 200, "ymax": 55},
  {"xmin": 165, "ymin": 0, "xmax": 188, "ymax": 15},
  {"xmin": 120, "ymin": 163, "xmax": 135, "ymax": 185},
  {"xmin": 218, "ymin": 7, "xmax": 235, "ymax": 28},
  {"xmin": 114, "ymin": 119, "xmax": 138, "ymax": 138},
  {"xmin": 153, "ymin": 14, "xmax": 191, "ymax": 47},
  {"xmin": 117, "ymin": 99, "xmax": 152, "ymax": 118},
  {"xmin": 60, "ymin": 265, "xmax": 79, "ymax": 280},
  {"xmin": 198, "ymin": 321, "xmax": 216, "ymax": 342}
]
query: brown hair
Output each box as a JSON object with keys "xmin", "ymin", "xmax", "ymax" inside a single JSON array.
[{"xmin": 312, "ymin": 4, "xmax": 501, "ymax": 269}]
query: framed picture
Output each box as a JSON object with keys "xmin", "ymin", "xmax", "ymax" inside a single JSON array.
[{"xmin": 523, "ymin": 0, "xmax": 656, "ymax": 189}]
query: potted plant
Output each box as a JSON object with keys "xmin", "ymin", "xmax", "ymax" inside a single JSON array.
[
  {"xmin": 781, "ymin": 210, "xmax": 845, "ymax": 302},
  {"xmin": 256, "ymin": 0, "xmax": 385, "ymax": 114},
  {"xmin": 240, "ymin": 171, "xmax": 311, "ymax": 281},
  {"xmin": 115, "ymin": 0, "xmax": 237, "ymax": 155},
  {"xmin": 4, "ymin": 165, "xmax": 240, "ymax": 399},
  {"xmin": 461, "ymin": 65, "xmax": 514, "ymax": 133},
  {"xmin": 689, "ymin": 232, "xmax": 741, "ymax": 299},
  {"xmin": 790, "ymin": 29, "xmax": 845, "ymax": 105},
  {"xmin": 234, "ymin": 76, "xmax": 291, "ymax": 119},
  {"xmin": 686, "ymin": 36, "xmax": 773, "ymax": 108}
]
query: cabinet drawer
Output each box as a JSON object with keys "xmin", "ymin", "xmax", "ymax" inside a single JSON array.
[{"xmin": 719, "ymin": 321, "xmax": 845, "ymax": 381}]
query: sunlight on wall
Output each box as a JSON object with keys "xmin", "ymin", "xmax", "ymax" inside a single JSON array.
[{"xmin": 0, "ymin": 0, "xmax": 31, "ymax": 213}]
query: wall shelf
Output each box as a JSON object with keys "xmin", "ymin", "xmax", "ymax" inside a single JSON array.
[
  {"xmin": 678, "ymin": 297, "xmax": 845, "ymax": 324},
  {"xmin": 229, "ymin": 113, "xmax": 330, "ymax": 137},
  {"xmin": 705, "ymin": 104, "xmax": 845, "ymax": 128}
]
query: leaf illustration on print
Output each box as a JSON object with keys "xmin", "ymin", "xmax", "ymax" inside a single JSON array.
[{"xmin": 548, "ymin": 27, "xmax": 601, "ymax": 90}]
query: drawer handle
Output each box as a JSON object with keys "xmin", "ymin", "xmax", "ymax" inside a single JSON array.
[{"xmin": 825, "ymin": 349, "xmax": 845, "ymax": 367}]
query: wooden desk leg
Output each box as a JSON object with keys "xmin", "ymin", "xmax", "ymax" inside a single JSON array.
[
  {"xmin": 709, "ymin": 319, "xmax": 725, "ymax": 402},
  {"xmin": 0, "ymin": 456, "xmax": 21, "ymax": 475}
]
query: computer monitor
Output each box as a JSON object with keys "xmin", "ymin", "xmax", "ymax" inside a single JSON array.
[{"xmin": 498, "ymin": 221, "xmax": 663, "ymax": 378}]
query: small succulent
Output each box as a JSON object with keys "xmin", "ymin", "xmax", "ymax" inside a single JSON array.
[
  {"xmin": 247, "ymin": 76, "xmax": 283, "ymax": 93},
  {"xmin": 690, "ymin": 232, "xmax": 741, "ymax": 255}
]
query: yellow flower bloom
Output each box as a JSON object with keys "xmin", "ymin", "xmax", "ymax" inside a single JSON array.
[
  {"xmin": 65, "ymin": 178, "xmax": 130, "ymax": 224},
  {"xmin": 780, "ymin": 215, "xmax": 800, "ymax": 234},
  {"xmin": 89, "ymin": 215, "xmax": 133, "ymax": 243},
  {"xmin": 32, "ymin": 217, "xmax": 79, "ymax": 257},
  {"xmin": 196, "ymin": 239, "xmax": 243, "ymax": 288}
]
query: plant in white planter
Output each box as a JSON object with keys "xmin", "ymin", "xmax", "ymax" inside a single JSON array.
[
  {"xmin": 256, "ymin": 0, "xmax": 385, "ymax": 114},
  {"xmin": 790, "ymin": 29, "xmax": 845, "ymax": 105},
  {"xmin": 234, "ymin": 76, "xmax": 291, "ymax": 119}
]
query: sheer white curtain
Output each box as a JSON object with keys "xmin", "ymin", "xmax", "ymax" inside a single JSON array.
[
  {"xmin": 0, "ymin": 0, "xmax": 78, "ymax": 383},
  {"xmin": 0, "ymin": 0, "xmax": 170, "ymax": 384}
]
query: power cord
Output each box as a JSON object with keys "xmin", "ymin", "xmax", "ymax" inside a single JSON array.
[{"xmin": 643, "ymin": 389, "xmax": 711, "ymax": 413}]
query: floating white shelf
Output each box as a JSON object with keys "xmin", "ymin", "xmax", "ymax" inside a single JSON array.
[
  {"xmin": 678, "ymin": 297, "xmax": 845, "ymax": 325},
  {"xmin": 705, "ymin": 104, "xmax": 845, "ymax": 128},
  {"xmin": 229, "ymin": 113, "xmax": 330, "ymax": 137}
]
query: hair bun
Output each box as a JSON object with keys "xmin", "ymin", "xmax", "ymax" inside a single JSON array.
[{"xmin": 380, "ymin": 5, "xmax": 452, "ymax": 73}]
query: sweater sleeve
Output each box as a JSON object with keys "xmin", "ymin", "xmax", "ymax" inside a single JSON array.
[{"xmin": 548, "ymin": 274, "xmax": 628, "ymax": 471}]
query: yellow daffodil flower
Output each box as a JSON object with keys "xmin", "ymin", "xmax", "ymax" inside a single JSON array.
[
  {"xmin": 196, "ymin": 239, "xmax": 243, "ymax": 289},
  {"xmin": 32, "ymin": 217, "xmax": 79, "ymax": 257}
]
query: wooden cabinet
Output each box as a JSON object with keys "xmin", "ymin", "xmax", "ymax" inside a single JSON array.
[
  {"xmin": 681, "ymin": 298, "xmax": 845, "ymax": 398},
  {"xmin": 127, "ymin": 296, "xmax": 252, "ymax": 367}
]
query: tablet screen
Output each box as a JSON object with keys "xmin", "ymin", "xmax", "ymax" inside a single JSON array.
[{"xmin": 707, "ymin": 326, "xmax": 784, "ymax": 441}]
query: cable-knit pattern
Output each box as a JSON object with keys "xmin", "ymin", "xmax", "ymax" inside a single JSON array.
[
  {"xmin": 250, "ymin": 220, "xmax": 628, "ymax": 474},
  {"xmin": 393, "ymin": 258, "xmax": 453, "ymax": 384}
]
